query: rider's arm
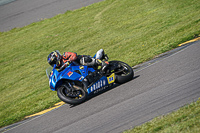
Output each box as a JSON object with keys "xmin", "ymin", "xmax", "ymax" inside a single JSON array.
[
  {"xmin": 63, "ymin": 52, "xmax": 77, "ymax": 62},
  {"xmin": 58, "ymin": 61, "xmax": 71, "ymax": 72}
]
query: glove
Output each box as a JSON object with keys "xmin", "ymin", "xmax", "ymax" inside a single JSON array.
[
  {"xmin": 58, "ymin": 61, "xmax": 71, "ymax": 72},
  {"xmin": 96, "ymin": 59, "xmax": 109, "ymax": 73}
]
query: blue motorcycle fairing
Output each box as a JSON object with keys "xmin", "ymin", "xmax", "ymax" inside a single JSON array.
[
  {"xmin": 49, "ymin": 66, "xmax": 59, "ymax": 91},
  {"xmin": 48, "ymin": 63, "xmax": 115, "ymax": 93},
  {"xmin": 48, "ymin": 63, "xmax": 95, "ymax": 91},
  {"xmin": 87, "ymin": 76, "xmax": 108, "ymax": 94},
  {"xmin": 87, "ymin": 73, "xmax": 115, "ymax": 94}
]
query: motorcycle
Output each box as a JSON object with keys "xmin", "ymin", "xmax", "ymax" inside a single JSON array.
[{"xmin": 46, "ymin": 54, "xmax": 134, "ymax": 105}]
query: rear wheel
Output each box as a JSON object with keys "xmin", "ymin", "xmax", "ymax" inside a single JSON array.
[
  {"xmin": 57, "ymin": 81, "xmax": 87, "ymax": 105},
  {"xmin": 109, "ymin": 61, "xmax": 134, "ymax": 84}
]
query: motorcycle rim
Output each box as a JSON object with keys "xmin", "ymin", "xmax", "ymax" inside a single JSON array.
[{"xmin": 57, "ymin": 83, "xmax": 87, "ymax": 105}]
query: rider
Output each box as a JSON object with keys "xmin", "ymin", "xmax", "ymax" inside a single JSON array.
[{"xmin": 47, "ymin": 49, "xmax": 109, "ymax": 73}]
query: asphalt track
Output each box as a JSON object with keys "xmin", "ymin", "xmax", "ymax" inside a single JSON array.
[
  {"xmin": 1, "ymin": 0, "xmax": 200, "ymax": 133},
  {"xmin": 0, "ymin": 0, "xmax": 103, "ymax": 32}
]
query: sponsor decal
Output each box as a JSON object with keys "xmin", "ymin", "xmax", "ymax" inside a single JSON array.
[
  {"xmin": 87, "ymin": 75, "xmax": 115, "ymax": 94},
  {"xmin": 67, "ymin": 71, "xmax": 73, "ymax": 77},
  {"xmin": 79, "ymin": 66, "xmax": 84, "ymax": 69},
  {"xmin": 88, "ymin": 79, "xmax": 107, "ymax": 93},
  {"xmin": 93, "ymin": 86, "xmax": 107, "ymax": 94}
]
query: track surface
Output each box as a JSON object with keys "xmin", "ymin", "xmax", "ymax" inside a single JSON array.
[
  {"xmin": 0, "ymin": 0, "xmax": 103, "ymax": 32},
  {"xmin": 4, "ymin": 41, "xmax": 200, "ymax": 133},
  {"xmin": 1, "ymin": 0, "xmax": 200, "ymax": 133}
]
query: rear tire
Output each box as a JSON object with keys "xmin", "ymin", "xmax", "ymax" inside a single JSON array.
[
  {"xmin": 57, "ymin": 82, "xmax": 87, "ymax": 105},
  {"xmin": 109, "ymin": 61, "xmax": 134, "ymax": 84}
]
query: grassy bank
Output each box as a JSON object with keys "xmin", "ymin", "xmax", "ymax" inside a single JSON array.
[
  {"xmin": 0, "ymin": 0, "xmax": 200, "ymax": 128},
  {"xmin": 124, "ymin": 99, "xmax": 200, "ymax": 133}
]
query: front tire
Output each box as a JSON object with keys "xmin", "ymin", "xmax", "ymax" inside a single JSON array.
[
  {"xmin": 57, "ymin": 82, "xmax": 87, "ymax": 105},
  {"xmin": 109, "ymin": 61, "xmax": 134, "ymax": 84}
]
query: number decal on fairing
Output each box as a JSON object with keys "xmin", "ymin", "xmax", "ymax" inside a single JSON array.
[{"xmin": 107, "ymin": 73, "xmax": 115, "ymax": 84}]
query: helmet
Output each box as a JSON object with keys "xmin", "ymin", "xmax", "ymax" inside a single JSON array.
[{"xmin": 47, "ymin": 50, "xmax": 61, "ymax": 67}]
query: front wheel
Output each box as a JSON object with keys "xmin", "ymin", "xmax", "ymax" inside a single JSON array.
[
  {"xmin": 109, "ymin": 61, "xmax": 134, "ymax": 84},
  {"xmin": 57, "ymin": 82, "xmax": 87, "ymax": 105}
]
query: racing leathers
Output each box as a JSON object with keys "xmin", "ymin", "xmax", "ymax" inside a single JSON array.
[{"xmin": 57, "ymin": 50, "xmax": 109, "ymax": 73}]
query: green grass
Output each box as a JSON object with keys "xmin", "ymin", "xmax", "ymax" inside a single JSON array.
[
  {"xmin": 0, "ymin": 0, "xmax": 200, "ymax": 128},
  {"xmin": 124, "ymin": 99, "xmax": 200, "ymax": 133}
]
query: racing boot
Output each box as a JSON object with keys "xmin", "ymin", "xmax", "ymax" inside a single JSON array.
[
  {"xmin": 96, "ymin": 59, "xmax": 109, "ymax": 74},
  {"xmin": 95, "ymin": 49, "xmax": 109, "ymax": 61}
]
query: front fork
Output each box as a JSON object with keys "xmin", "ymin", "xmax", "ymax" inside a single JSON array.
[{"xmin": 63, "ymin": 82, "xmax": 81, "ymax": 98}]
